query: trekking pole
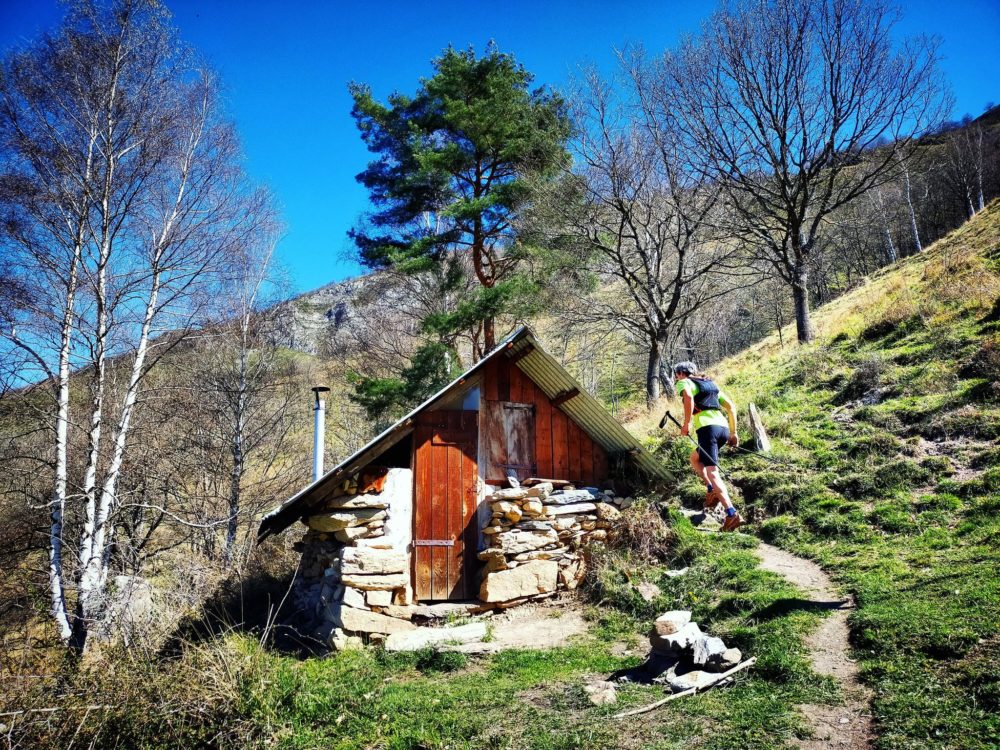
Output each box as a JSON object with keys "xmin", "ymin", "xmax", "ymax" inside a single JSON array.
[
  {"xmin": 659, "ymin": 409, "xmax": 799, "ymax": 470},
  {"xmin": 658, "ymin": 410, "xmax": 736, "ymax": 484}
]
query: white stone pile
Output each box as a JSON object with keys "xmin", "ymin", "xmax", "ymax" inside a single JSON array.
[
  {"xmin": 478, "ymin": 483, "xmax": 634, "ymax": 604},
  {"xmin": 650, "ymin": 610, "xmax": 743, "ymax": 692}
]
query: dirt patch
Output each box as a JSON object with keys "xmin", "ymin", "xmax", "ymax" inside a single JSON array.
[
  {"xmin": 451, "ymin": 597, "xmax": 589, "ymax": 653},
  {"xmin": 755, "ymin": 543, "xmax": 875, "ymax": 749}
]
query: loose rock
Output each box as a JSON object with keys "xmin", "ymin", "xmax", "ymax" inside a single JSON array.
[
  {"xmin": 584, "ymin": 680, "xmax": 618, "ymax": 705},
  {"xmin": 715, "ymin": 647, "xmax": 742, "ymax": 672},
  {"xmin": 636, "ymin": 581, "xmax": 661, "ymax": 602},
  {"xmin": 654, "ymin": 610, "xmax": 692, "ymax": 636},
  {"xmin": 692, "ymin": 635, "xmax": 727, "ymax": 666},
  {"xmin": 650, "ymin": 621, "xmax": 702, "ymax": 654}
]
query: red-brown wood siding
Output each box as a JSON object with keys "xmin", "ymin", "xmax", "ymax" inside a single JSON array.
[
  {"xmin": 412, "ymin": 410, "xmax": 478, "ymax": 601},
  {"xmin": 479, "ymin": 357, "xmax": 609, "ymax": 486}
]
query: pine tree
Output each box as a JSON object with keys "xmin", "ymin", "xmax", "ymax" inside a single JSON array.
[{"xmin": 347, "ymin": 44, "xmax": 570, "ymax": 420}]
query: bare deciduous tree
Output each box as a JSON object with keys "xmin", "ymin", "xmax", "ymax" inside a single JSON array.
[
  {"xmin": 186, "ymin": 234, "xmax": 299, "ymax": 567},
  {"xmin": 659, "ymin": 0, "xmax": 950, "ymax": 342},
  {"xmin": 563, "ymin": 65, "xmax": 734, "ymax": 408}
]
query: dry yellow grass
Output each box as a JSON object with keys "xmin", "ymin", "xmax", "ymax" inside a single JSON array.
[{"xmin": 624, "ymin": 201, "xmax": 1000, "ymax": 437}]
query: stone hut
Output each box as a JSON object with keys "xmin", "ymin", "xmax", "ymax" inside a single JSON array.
[{"xmin": 257, "ymin": 327, "xmax": 665, "ymax": 647}]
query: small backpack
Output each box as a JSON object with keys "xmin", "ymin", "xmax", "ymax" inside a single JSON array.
[{"xmin": 689, "ymin": 377, "xmax": 721, "ymax": 413}]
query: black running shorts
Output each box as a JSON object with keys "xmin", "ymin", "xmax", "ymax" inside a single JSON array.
[{"xmin": 695, "ymin": 424, "xmax": 730, "ymax": 467}]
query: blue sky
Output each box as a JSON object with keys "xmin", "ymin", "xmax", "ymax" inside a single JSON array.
[{"xmin": 1, "ymin": 1, "xmax": 998, "ymax": 294}]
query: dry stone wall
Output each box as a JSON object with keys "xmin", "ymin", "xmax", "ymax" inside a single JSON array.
[
  {"xmin": 293, "ymin": 469, "xmax": 635, "ymax": 648},
  {"xmin": 478, "ymin": 483, "xmax": 633, "ymax": 603},
  {"xmin": 296, "ymin": 467, "xmax": 417, "ymax": 649}
]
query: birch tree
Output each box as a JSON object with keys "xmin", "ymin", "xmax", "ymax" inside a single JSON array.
[
  {"xmin": 0, "ymin": 0, "xmax": 271, "ymax": 652},
  {"xmin": 184, "ymin": 235, "xmax": 298, "ymax": 566},
  {"xmin": 945, "ymin": 120, "xmax": 987, "ymax": 218}
]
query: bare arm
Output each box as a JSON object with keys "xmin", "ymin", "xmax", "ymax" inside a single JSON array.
[
  {"xmin": 721, "ymin": 394, "xmax": 739, "ymax": 446},
  {"xmin": 682, "ymin": 391, "xmax": 694, "ymax": 436}
]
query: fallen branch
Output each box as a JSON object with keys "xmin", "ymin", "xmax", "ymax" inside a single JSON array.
[
  {"xmin": 611, "ymin": 686, "xmax": 696, "ymax": 718},
  {"xmin": 0, "ymin": 705, "xmax": 112, "ymax": 717},
  {"xmin": 612, "ymin": 657, "xmax": 757, "ymax": 719}
]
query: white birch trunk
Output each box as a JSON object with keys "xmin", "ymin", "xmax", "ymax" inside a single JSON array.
[
  {"xmin": 49, "ymin": 258, "xmax": 79, "ymax": 644},
  {"xmin": 898, "ymin": 154, "xmax": 923, "ymax": 253},
  {"xmin": 49, "ymin": 130, "xmax": 99, "ymax": 645},
  {"xmin": 74, "ymin": 122, "xmax": 198, "ymax": 644}
]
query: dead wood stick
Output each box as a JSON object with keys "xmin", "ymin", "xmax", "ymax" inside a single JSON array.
[
  {"xmin": 612, "ymin": 657, "xmax": 757, "ymax": 719},
  {"xmin": 611, "ymin": 687, "xmax": 696, "ymax": 718}
]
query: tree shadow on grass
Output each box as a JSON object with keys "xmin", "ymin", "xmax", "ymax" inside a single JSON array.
[
  {"xmin": 749, "ymin": 597, "xmax": 850, "ymax": 624},
  {"xmin": 708, "ymin": 595, "xmax": 849, "ymax": 623},
  {"xmin": 159, "ymin": 561, "xmax": 324, "ymax": 660}
]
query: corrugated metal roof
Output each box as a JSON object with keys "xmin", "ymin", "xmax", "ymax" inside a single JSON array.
[{"xmin": 257, "ymin": 326, "xmax": 665, "ymax": 541}]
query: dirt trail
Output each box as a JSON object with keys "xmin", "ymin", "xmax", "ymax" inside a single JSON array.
[{"xmin": 755, "ymin": 542, "xmax": 875, "ymax": 749}]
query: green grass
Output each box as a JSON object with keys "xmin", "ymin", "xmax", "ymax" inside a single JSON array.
[
  {"xmin": 8, "ymin": 512, "xmax": 840, "ymax": 750},
  {"xmin": 695, "ymin": 217, "xmax": 1000, "ymax": 748},
  {"xmin": 216, "ymin": 514, "xmax": 836, "ymax": 750}
]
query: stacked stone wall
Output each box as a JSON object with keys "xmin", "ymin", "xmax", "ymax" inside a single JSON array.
[{"xmin": 478, "ymin": 483, "xmax": 633, "ymax": 604}]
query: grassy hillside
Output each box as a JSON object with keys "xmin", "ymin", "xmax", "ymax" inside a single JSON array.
[
  {"xmin": 637, "ymin": 201, "xmax": 1000, "ymax": 748},
  {"xmin": 7, "ymin": 208, "xmax": 999, "ymax": 749}
]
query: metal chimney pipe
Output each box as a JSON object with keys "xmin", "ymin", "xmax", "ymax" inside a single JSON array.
[{"xmin": 311, "ymin": 386, "xmax": 331, "ymax": 482}]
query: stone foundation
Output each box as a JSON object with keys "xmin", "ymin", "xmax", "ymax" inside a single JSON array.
[{"xmin": 293, "ymin": 469, "xmax": 634, "ymax": 648}]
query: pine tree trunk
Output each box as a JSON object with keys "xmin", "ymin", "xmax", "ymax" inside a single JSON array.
[{"xmin": 483, "ymin": 315, "xmax": 496, "ymax": 353}]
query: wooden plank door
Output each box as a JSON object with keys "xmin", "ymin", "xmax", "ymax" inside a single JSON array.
[
  {"xmin": 413, "ymin": 410, "xmax": 479, "ymax": 601},
  {"xmin": 482, "ymin": 400, "xmax": 536, "ymax": 484}
]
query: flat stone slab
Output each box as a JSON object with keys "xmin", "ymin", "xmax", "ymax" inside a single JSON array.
[
  {"xmin": 543, "ymin": 502, "xmax": 597, "ymax": 516},
  {"xmin": 411, "ymin": 601, "xmax": 481, "ymax": 620},
  {"xmin": 385, "ymin": 622, "xmax": 488, "ymax": 651},
  {"xmin": 332, "ymin": 604, "xmax": 417, "ymax": 636},
  {"xmin": 546, "ymin": 489, "xmax": 601, "ymax": 504},
  {"xmin": 496, "ymin": 528, "xmax": 560, "ymax": 554},
  {"xmin": 341, "ymin": 547, "xmax": 407, "ymax": 575},
  {"xmin": 667, "ymin": 669, "xmax": 718, "ymax": 692},
  {"xmin": 307, "ymin": 508, "xmax": 386, "ymax": 531},
  {"xmin": 341, "ymin": 571, "xmax": 409, "ymax": 590},
  {"xmin": 480, "ymin": 560, "xmax": 558, "ymax": 603},
  {"xmin": 450, "ymin": 608, "xmax": 589, "ymax": 653}
]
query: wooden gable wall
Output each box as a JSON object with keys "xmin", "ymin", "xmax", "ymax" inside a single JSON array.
[{"xmin": 479, "ymin": 355, "xmax": 609, "ymax": 486}]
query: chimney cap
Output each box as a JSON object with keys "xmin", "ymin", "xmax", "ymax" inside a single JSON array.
[{"xmin": 311, "ymin": 385, "xmax": 331, "ymax": 394}]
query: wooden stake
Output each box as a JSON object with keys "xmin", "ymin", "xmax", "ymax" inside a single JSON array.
[{"xmin": 748, "ymin": 403, "xmax": 772, "ymax": 453}]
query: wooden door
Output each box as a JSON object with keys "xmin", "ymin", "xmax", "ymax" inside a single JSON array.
[
  {"xmin": 483, "ymin": 401, "xmax": 536, "ymax": 484},
  {"xmin": 413, "ymin": 410, "xmax": 479, "ymax": 601}
]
